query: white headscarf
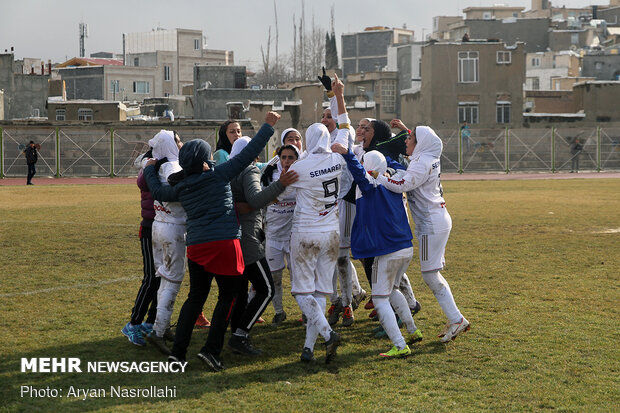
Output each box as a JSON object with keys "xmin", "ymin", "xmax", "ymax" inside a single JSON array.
[
  {"xmin": 411, "ymin": 126, "xmax": 443, "ymax": 159},
  {"xmin": 304, "ymin": 123, "xmax": 332, "ymax": 154},
  {"xmin": 280, "ymin": 128, "xmax": 301, "ymax": 147},
  {"xmin": 362, "ymin": 150, "xmax": 387, "ymax": 176},
  {"xmin": 149, "ymin": 130, "xmax": 179, "ymax": 162},
  {"xmin": 229, "ymin": 136, "xmax": 252, "ymax": 159}
]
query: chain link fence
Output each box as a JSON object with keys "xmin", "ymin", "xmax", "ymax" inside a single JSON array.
[{"xmin": 2, "ymin": 125, "xmax": 620, "ymax": 178}]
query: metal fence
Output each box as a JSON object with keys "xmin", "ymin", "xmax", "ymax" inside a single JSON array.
[
  {"xmin": 2, "ymin": 125, "xmax": 620, "ymax": 178},
  {"xmin": 437, "ymin": 126, "xmax": 620, "ymax": 173},
  {"xmin": 0, "ymin": 125, "xmax": 225, "ymax": 178}
]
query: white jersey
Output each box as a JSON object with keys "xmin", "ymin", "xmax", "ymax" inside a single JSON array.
[
  {"xmin": 154, "ymin": 161, "xmax": 187, "ymax": 225},
  {"xmin": 289, "ymin": 123, "xmax": 346, "ymax": 233},
  {"xmin": 376, "ymin": 126, "xmax": 451, "ymax": 235},
  {"xmin": 265, "ymin": 162, "xmax": 297, "ymax": 242},
  {"xmin": 329, "ymin": 96, "xmax": 355, "ymax": 199}
]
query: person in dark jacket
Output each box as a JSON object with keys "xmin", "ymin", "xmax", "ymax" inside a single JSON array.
[
  {"xmin": 144, "ymin": 111, "xmax": 281, "ymax": 372},
  {"xmin": 23, "ymin": 141, "xmax": 38, "ymax": 185},
  {"xmin": 121, "ymin": 151, "xmax": 161, "ymax": 346},
  {"xmin": 227, "ymin": 137, "xmax": 298, "ymax": 355}
]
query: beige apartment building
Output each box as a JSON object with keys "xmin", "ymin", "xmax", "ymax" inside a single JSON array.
[
  {"xmin": 124, "ymin": 28, "xmax": 234, "ymax": 96},
  {"xmin": 462, "ymin": 6, "xmax": 525, "ymax": 20},
  {"xmin": 525, "ymin": 50, "xmax": 581, "ymax": 90},
  {"xmin": 401, "ymin": 41, "xmax": 525, "ymax": 129},
  {"xmin": 344, "ymin": 71, "xmax": 399, "ymax": 120}
]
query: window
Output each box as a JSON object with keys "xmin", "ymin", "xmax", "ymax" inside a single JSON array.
[
  {"xmin": 31, "ymin": 108, "xmax": 40, "ymax": 117},
  {"xmin": 458, "ymin": 103, "xmax": 479, "ymax": 124},
  {"xmin": 110, "ymin": 80, "xmax": 120, "ymax": 93},
  {"xmin": 496, "ymin": 102, "xmax": 511, "ymax": 123},
  {"xmin": 571, "ymin": 33, "xmax": 579, "ymax": 45},
  {"xmin": 133, "ymin": 81, "xmax": 150, "ymax": 94},
  {"xmin": 55, "ymin": 109, "xmax": 66, "ymax": 121},
  {"xmin": 532, "ymin": 77, "xmax": 540, "ymax": 90},
  {"xmin": 458, "ymin": 51, "xmax": 479, "ymax": 83},
  {"xmin": 164, "ymin": 66, "xmax": 171, "ymax": 81},
  {"xmin": 381, "ymin": 80, "xmax": 397, "ymax": 113},
  {"xmin": 194, "ymin": 39, "xmax": 200, "ymax": 50},
  {"xmin": 78, "ymin": 108, "xmax": 93, "ymax": 121},
  {"xmin": 496, "ymin": 51, "xmax": 511, "ymax": 64},
  {"xmin": 134, "ymin": 57, "xmax": 139, "ymax": 66},
  {"xmin": 595, "ymin": 61, "xmax": 603, "ymax": 70},
  {"xmin": 531, "ymin": 57, "xmax": 541, "ymax": 67}
]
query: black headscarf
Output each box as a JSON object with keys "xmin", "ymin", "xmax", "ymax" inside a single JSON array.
[
  {"xmin": 216, "ymin": 120, "xmax": 237, "ymax": 154},
  {"xmin": 366, "ymin": 120, "xmax": 392, "ymax": 152}
]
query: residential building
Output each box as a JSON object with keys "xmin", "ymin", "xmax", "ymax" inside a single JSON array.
[
  {"xmin": 0, "ymin": 53, "xmax": 49, "ymax": 119},
  {"xmin": 432, "ymin": 16, "xmax": 464, "ymax": 41},
  {"xmin": 462, "ymin": 6, "xmax": 525, "ymax": 20},
  {"xmin": 525, "ymin": 50, "xmax": 581, "ymax": 90},
  {"xmin": 58, "ymin": 65, "xmax": 158, "ymax": 102},
  {"xmin": 344, "ymin": 71, "xmax": 400, "ymax": 120},
  {"xmin": 124, "ymin": 28, "xmax": 234, "ymax": 96},
  {"xmin": 448, "ymin": 18, "xmax": 550, "ymax": 53},
  {"xmin": 56, "ymin": 57, "xmax": 124, "ymax": 68},
  {"xmin": 194, "ymin": 65, "xmax": 247, "ymax": 89},
  {"xmin": 48, "ymin": 100, "xmax": 128, "ymax": 122},
  {"xmin": 341, "ymin": 27, "xmax": 414, "ymax": 77},
  {"xmin": 401, "ymin": 41, "xmax": 525, "ymax": 129},
  {"xmin": 387, "ymin": 42, "xmax": 424, "ymax": 92},
  {"xmin": 582, "ymin": 50, "xmax": 620, "ymax": 79}
]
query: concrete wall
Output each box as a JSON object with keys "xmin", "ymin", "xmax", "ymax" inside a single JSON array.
[
  {"xmin": 548, "ymin": 29, "xmax": 593, "ymax": 51},
  {"xmin": 48, "ymin": 102, "xmax": 126, "ymax": 122},
  {"xmin": 0, "ymin": 90, "xmax": 4, "ymax": 120},
  {"xmin": 342, "ymin": 30, "xmax": 396, "ymax": 77},
  {"xmin": 582, "ymin": 53, "xmax": 620, "ymax": 80},
  {"xmin": 0, "ymin": 54, "xmax": 49, "ymax": 119},
  {"xmin": 193, "ymin": 88, "xmax": 294, "ymax": 119},
  {"xmin": 194, "ymin": 65, "xmax": 247, "ymax": 89},
  {"xmin": 575, "ymin": 81, "xmax": 620, "ymax": 122},
  {"xmin": 462, "ymin": 18, "xmax": 550, "ymax": 53},
  {"xmin": 525, "ymin": 90, "xmax": 576, "ymax": 113}
]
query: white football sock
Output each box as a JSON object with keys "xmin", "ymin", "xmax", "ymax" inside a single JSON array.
[
  {"xmin": 421, "ymin": 270, "xmax": 463, "ymax": 323},
  {"xmin": 295, "ymin": 294, "xmax": 331, "ymax": 342},
  {"xmin": 389, "ymin": 289, "xmax": 417, "ymax": 333},
  {"xmin": 374, "ymin": 297, "xmax": 406, "ymax": 350}
]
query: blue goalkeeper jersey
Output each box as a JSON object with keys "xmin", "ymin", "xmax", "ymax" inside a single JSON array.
[{"xmin": 342, "ymin": 152, "xmax": 413, "ymax": 259}]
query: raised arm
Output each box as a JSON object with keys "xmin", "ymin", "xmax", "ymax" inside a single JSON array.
[
  {"xmin": 143, "ymin": 163, "xmax": 179, "ymax": 202},
  {"xmin": 331, "ymin": 143, "xmax": 374, "ymax": 194},
  {"xmin": 216, "ymin": 112, "xmax": 279, "ymax": 181},
  {"xmin": 332, "ymin": 73, "xmax": 354, "ymax": 149}
]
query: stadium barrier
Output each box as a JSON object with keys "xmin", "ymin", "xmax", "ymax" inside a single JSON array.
[{"xmin": 1, "ymin": 125, "xmax": 619, "ymax": 178}]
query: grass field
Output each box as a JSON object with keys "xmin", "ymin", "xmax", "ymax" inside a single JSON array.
[{"xmin": 1, "ymin": 179, "xmax": 619, "ymax": 412}]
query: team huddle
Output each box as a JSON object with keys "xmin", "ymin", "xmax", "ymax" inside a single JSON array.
[{"xmin": 121, "ymin": 70, "xmax": 469, "ymax": 371}]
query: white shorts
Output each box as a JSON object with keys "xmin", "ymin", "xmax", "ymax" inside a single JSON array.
[
  {"xmin": 371, "ymin": 247, "xmax": 413, "ymax": 297},
  {"xmin": 417, "ymin": 230, "xmax": 449, "ymax": 272},
  {"xmin": 265, "ymin": 240, "xmax": 290, "ymax": 272},
  {"xmin": 152, "ymin": 221, "xmax": 187, "ymax": 283},
  {"xmin": 290, "ymin": 231, "xmax": 339, "ymax": 295},
  {"xmin": 338, "ymin": 200, "xmax": 356, "ymax": 248}
]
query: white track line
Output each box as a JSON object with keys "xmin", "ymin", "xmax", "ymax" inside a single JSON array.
[{"xmin": 0, "ymin": 276, "xmax": 139, "ymax": 298}]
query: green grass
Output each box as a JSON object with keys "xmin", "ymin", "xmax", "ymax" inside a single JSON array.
[{"xmin": 0, "ymin": 179, "xmax": 619, "ymax": 412}]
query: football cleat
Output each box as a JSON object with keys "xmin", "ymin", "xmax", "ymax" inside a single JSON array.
[
  {"xmin": 121, "ymin": 322, "xmax": 146, "ymax": 346},
  {"xmin": 195, "ymin": 312, "xmax": 211, "ymax": 329},
  {"xmin": 406, "ymin": 329, "xmax": 424, "ymax": 345},
  {"xmin": 341, "ymin": 306, "xmax": 354, "ymax": 327},
  {"xmin": 379, "ymin": 345, "xmax": 411, "ymax": 358},
  {"xmin": 440, "ymin": 317, "xmax": 470, "ymax": 343}
]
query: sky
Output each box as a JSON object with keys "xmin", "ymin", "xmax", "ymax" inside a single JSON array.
[{"xmin": 0, "ymin": 0, "xmax": 600, "ymax": 71}]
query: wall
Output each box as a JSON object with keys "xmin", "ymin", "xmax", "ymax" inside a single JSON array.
[
  {"xmin": 0, "ymin": 54, "xmax": 50, "ymax": 119},
  {"xmin": 582, "ymin": 53, "xmax": 620, "ymax": 80},
  {"xmin": 48, "ymin": 102, "xmax": 126, "ymax": 122},
  {"xmin": 575, "ymin": 81, "xmax": 620, "ymax": 122},
  {"xmin": 525, "ymin": 90, "xmax": 575, "ymax": 113},
  {"xmin": 193, "ymin": 88, "xmax": 294, "ymax": 119},
  {"xmin": 194, "ymin": 65, "xmax": 247, "ymax": 89},
  {"xmin": 463, "ymin": 18, "xmax": 550, "ymax": 53}
]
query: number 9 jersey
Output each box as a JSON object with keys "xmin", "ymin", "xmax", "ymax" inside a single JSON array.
[{"xmin": 288, "ymin": 123, "xmax": 347, "ymax": 233}]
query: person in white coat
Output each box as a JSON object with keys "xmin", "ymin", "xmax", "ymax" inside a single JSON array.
[{"xmin": 376, "ymin": 125, "xmax": 470, "ymax": 342}]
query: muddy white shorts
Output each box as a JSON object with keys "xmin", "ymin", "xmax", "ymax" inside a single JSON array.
[
  {"xmin": 152, "ymin": 221, "xmax": 187, "ymax": 283},
  {"xmin": 290, "ymin": 230, "xmax": 339, "ymax": 295},
  {"xmin": 371, "ymin": 247, "xmax": 414, "ymax": 297},
  {"xmin": 416, "ymin": 230, "xmax": 449, "ymax": 272},
  {"xmin": 338, "ymin": 200, "xmax": 355, "ymax": 249},
  {"xmin": 265, "ymin": 239, "xmax": 291, "ymax": 272}
]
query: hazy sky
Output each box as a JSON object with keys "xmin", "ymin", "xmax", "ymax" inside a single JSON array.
[{"xmin": 1, "ymin": 0, "xmax": 598, "ymax": 70}]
